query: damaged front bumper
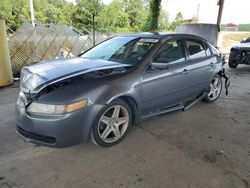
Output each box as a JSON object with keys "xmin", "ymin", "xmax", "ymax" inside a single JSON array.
[
  {"xmin": 15, "ymin": 93, "xmax": 102, "ymax": 147},
  {"xmin": 219, "ymin": 68, "xmax": 230, "ymax": 95}
]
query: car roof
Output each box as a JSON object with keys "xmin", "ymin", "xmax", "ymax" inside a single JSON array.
[{"xmin": 122, "ymin": 32, "xmax": 206, "ymax": 41}]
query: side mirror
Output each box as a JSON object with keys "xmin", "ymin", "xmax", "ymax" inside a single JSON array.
[{"xmin": 151, "ymin": 62, "xmax": 169, "ymax": 70}]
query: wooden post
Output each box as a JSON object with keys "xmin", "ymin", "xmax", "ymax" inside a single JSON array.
[{"xmin": 0, "ymin": 19, "xmax": 13, "ymax": 87}]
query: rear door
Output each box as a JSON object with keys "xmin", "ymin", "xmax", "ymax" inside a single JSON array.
[{"xmin": 183, "ymin": 39, "xmax": 216, "ymax": 96}]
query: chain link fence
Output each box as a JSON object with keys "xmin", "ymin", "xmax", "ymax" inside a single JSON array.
[{"xmin": 8, "ymin": 20, "xmax": 113, "ymax": 75}]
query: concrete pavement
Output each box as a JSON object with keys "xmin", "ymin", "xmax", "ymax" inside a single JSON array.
[{"xmin": 0, "ymin": 66, "xmax": 249, "ymax": 188}]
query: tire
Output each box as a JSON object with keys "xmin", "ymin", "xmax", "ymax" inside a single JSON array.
[
  {"xmin": 203, "ymin": 75, "xmax": 222, "ymax": 103},
  {"xmin": 228, "ymin": 60, "xmax": 238, "ymax": 68},
  {"xmin": 91, "ymin": 99, "xmax": 132, "ymax": 147},
  {"xmin": 228, "ymin": 53, "xmax": 238, "ymax": 68}
]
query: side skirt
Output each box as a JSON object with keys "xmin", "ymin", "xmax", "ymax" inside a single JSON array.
[
  {"xmin": 183, "ymin": 92, "xmax": 207, "ymax": 111},
  {"xmin": 139, "ymin": 92, "xmax": 207, "ymax": 119}
]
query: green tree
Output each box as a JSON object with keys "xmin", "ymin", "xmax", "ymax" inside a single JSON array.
[
  {"xmin": 145, "ymin": 0, "xmax": 162, "ymax": 32},
  {"xmin": 61, "ymin": 3, "xmax": 75, "ymax": 25},
  {"xmin": 73, "ymin": 0, "xmax": 103, "ymax": 32},
  {"xmin": 159, "ymin": 9, "xmax": 170, "ymax": 30},
  {"xmin": 43, "ymin": 4, "xmax": 58, "ymax": 24},
  {"xmin": 97, "ymin": 0, "xmax": 130, "ymax": 32},
  {"xmin": 0, "ymin": 0, "xmax": 172, "ymax": 34},
  {"xmin": 123, "ymin": 0, "xmax": 148, "ymax": 31},
  {"xmin": 0, "ymin": 0, "xmax": 30, "ymax": 31},
  {"xmin": 0, "ymin": 0, "xmax": 76, "ymax": 31},
  {"xmin": 169, "ymin": 12, "xmax": 184, "ymax": 31},
  {"xmin": 34, "ymin": 0, "xmax": 74, "ymax": 25},
  {"xmin": 97, "ymin": 0, "xmax": 149, "ymax": 33}
]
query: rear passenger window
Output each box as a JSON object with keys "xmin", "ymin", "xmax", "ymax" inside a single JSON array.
[
  {"xmin": 153, "ymin": 40, "xmax": 185, "ymax": 64},
  {"xmin": 186, "ymin": 40, "xmax": 206, "ymax": 59}
]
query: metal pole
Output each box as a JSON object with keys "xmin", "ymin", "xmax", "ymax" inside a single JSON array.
[
  {"xmin": 217, "ymin": 0, "xmax": 225, "ymax": 30},
  {"xmin": 0, "ymin": 19, "xmax": 13, "ymax": 87},
  {"xmin": 29, "ymin": 0, "xmax": 35, "ymax": 26},
  {"xmin": 93, "ymin": 14, "xmax": 95, "ymax": 46},
  {"xmin": 196, "ymin": 3, "xmax": 200, "ymax": 20}
]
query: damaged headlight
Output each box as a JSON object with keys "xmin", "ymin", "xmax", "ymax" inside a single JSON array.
[{"xmin": 27, "ymin": 99, "xmax": 88, "ymax": 115}]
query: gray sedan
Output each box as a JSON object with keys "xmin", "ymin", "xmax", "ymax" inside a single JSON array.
[{"xmin": 16, "ymin": 33, "xmax": 229, "ymax": 147}]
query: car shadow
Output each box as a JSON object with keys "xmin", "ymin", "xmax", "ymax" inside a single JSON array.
[{"xmin": 228, "ymin": 65, "xmax": 250, "ymax": 73}]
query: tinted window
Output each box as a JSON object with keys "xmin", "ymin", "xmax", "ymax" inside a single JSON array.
[
  {"xmin": 204, "ymin": 42, "xmax": 212, "ymax": 56},
  {"xmin": 81, "ymin": 37, "xmax": 156, "ymax": 65},
  {"xmin": 153, "ymin": 40, "xmax": 185, "ymax": 64},
  {"xmin": 186, "ymin": 40, "xmax": 206, "ymax": 59}
]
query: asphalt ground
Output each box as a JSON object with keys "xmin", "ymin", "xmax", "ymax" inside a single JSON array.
[{"xmin": 0, "ymin": 65, "xmax": 249, "ymax": 188}]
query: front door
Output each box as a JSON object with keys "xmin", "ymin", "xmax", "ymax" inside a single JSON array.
[{"xmin": 141, "ymin": 39, "xmax": 192, "ymax": 115}]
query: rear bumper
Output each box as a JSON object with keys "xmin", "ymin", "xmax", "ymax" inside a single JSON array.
[{"xmin": 219, "ymin": 68, "xmax": 230, "ymax": 95}]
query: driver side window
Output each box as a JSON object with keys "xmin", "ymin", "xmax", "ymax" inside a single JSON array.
[{"xmin": 153, "ymin": 39, "xmax": 185, "ymax": 64}]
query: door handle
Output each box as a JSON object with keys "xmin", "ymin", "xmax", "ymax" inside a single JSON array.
[{"xmin": 182, "ymin": 69, "xmax": 189, "ymax": 74}]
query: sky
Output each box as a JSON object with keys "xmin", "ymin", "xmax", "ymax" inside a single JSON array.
[{"xmin": 102, "ymin": 0, "xmax": 250, "ymax": 24}]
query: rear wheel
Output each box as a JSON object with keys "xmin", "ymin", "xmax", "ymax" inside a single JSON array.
[
  {"xmin": 91, "ymin": 99, "xmax": 132, "ymax": 147},
  {"xmin": 203, "ymin": 75, "xmax": 222, "ymax": 103}
]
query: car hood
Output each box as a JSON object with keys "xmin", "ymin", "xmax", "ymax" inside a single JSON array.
[
  {"xmin": 20, "ymin": 57, "xmax": 131, "ymax": 94},
  {"xmin": 231, "ymin": 42, "xmax": 250, "ymax": 50}
]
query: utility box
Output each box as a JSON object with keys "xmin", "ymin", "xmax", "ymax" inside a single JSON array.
[{"xmin": 176, "ymin": 24, "xmax": 219, "ymax": 47}]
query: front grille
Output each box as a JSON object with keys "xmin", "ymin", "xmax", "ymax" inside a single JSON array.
[{"xmin": 17, "ymin": 126, "xmax": 56, "ymax": 145}]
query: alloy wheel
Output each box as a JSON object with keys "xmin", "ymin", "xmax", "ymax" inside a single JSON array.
[
  {"xmin": 97, "ymin": 105, "xmax": 129, "ymax": 143},
  {"xmin": 207, "ymin": 77, "xmax": 222, "ymax": 100}
]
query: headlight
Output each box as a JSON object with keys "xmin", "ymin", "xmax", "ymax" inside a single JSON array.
[{"xmin": 27, "ymin": 99, "xmax": 88, "ymax": 115}]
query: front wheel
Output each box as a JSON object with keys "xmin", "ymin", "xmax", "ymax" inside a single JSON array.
[
  {"xmin": 91, "ymin": 99, "xmax": 132, "ymax": 147},
  {"xmin": 203, "ymin": 75, "xmax": 222, "ymax": 103}
]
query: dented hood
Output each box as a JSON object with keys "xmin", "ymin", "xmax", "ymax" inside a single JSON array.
[{"xmin": 20, "ymin": 57, "xmax": 131, "ymax": 94}]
